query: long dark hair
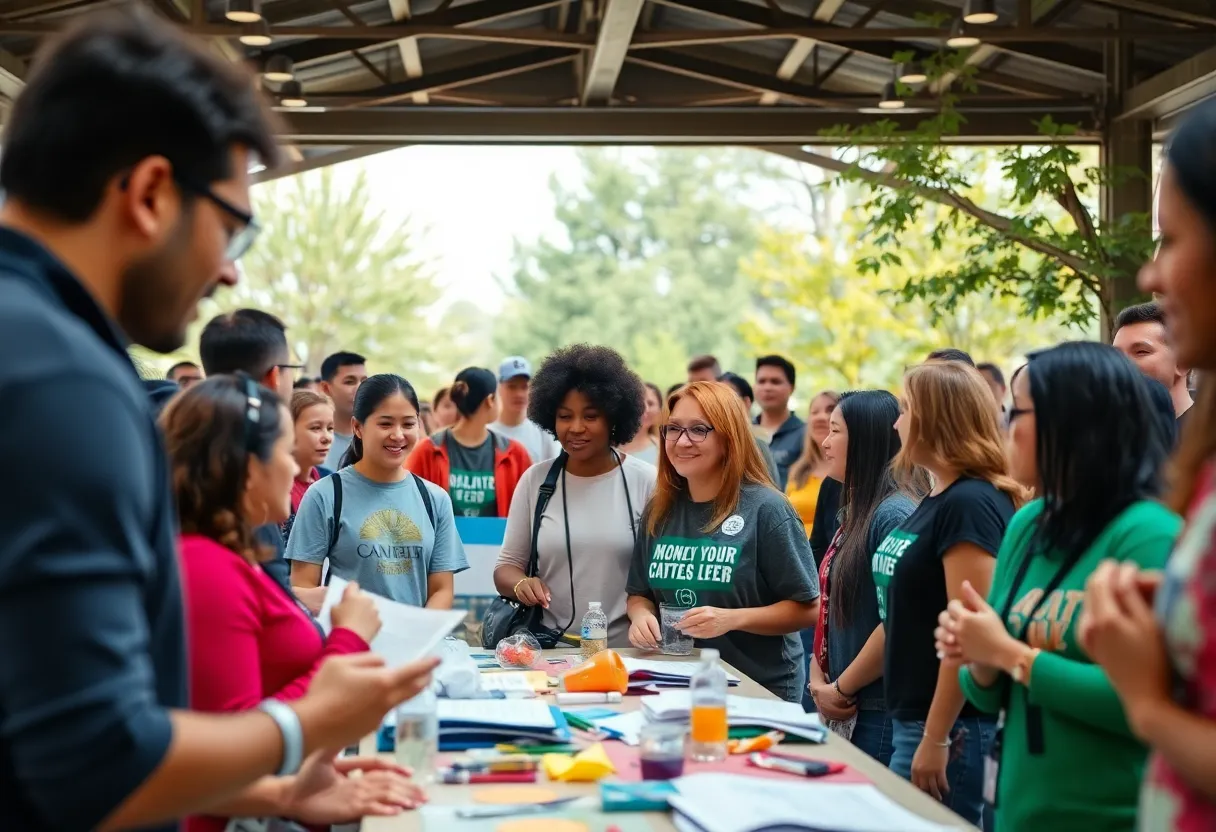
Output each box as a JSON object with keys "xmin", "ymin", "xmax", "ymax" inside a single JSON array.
[
  {"xmin": 1164, "ymin": 101, "xmax": 1216, "ymax": 513},
  {"xmin": 340, "ymin": 373, "xmax": 421, "ymax": 469},
  {"xmin": 161, "ymin": 374, "xmax": 284, "ymax": 562},
  {"xmin": 1025, "ymin": 342, "xmax": 1169, "ymax": 559},
  {"xmin": 830, "ymin": 391, "xmax": 908, "ymax": 625}
]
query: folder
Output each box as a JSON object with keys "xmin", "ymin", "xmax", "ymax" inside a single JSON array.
[{"xmin": 437, "ymin": 700, "xmax": 573, "ymax": 750}]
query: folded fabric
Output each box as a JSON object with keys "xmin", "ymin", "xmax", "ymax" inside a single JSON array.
[{"xmin": 542, "ymin": 743, "xmax": 616, "ymax": 782}]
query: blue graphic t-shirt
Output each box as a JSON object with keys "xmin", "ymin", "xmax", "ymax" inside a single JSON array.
[{"xmin": 285, "ymin": 467, "xmax": 469, "ymax": 606}]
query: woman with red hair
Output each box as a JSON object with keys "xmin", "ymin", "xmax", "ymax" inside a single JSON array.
[{"xmin": 625, "ymin": 381, "xmax": 821, "ymax": 702}]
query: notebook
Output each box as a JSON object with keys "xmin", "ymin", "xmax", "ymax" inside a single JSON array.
[
  {"xmin": 641, "ymin": 691, "xmax": 827, "ymax": 743},
  {"xmin": 623, "ymin": 658, "xmax": 741, "ymax": 688},
  {"xmin": 668, "ymin": 773, "xmax": 960, "ymax": 832},
  {"xmin": 437, "ymin": 699, "xmax": 572, "ymax": 750}
]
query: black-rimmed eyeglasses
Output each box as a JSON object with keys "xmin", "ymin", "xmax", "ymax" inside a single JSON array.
[
  {"xmin": 176, "ymin": 177, "xmax": 261, "ymax": 261},
  {"xmin": 660, "ymin": 424, "xmax": 714, "ymax": 443}
]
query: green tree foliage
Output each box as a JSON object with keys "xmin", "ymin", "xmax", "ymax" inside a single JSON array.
[
  {"xmin": 197, "ymin": 167, "xmax": 454, "ymax": 391},
  {"xmin": 741, "ymin": 222, "xmax": 1078, "ymax": 392},
  {"xmin": 814, "ymin": 49, "xmax": 1155, "ymax": 334},
  {"xmin": 494, "ymin": 148, "xmax": 761, "ymax": 389}
]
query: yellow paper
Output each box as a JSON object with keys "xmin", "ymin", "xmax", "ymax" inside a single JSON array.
[{"xmin": 542, "ymin": 743, "xmax": 615, "ymax": 783}]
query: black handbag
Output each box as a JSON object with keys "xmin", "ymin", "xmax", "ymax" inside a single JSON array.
[{"xmin": 481, "ymin": 453, "xmax": 573, "ymax": 650}]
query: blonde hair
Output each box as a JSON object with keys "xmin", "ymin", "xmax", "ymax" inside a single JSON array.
[
  {"xmin": 787, "ymin": 390, "xmax": 842, "ymax": 490},
  {"xmin": 648, "ymin": 381, "xmax": 778, "ymax": 536},
  {"xmin": 290, "ymin": 390, "xmax": 333, "ymax": 423},
  {"xmin": 894, "ymin": 362, "xmax": 1027, "ymax": 506}
]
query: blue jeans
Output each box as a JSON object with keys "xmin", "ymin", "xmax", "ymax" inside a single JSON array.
[
  {"xmin": 889, "ymin": 716, "xmax": 996, "ymax": 829},
  {"xmin": 851, "ymin": 710, "xmax": 893, "ymax": 767},
  {"xmin": 799, "ymin": 626, "xmax": 817, "ymax": 713}
]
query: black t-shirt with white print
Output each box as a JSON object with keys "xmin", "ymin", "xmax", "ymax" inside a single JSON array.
[{"xmin": 871, "ymin": 476, "xmax": 1014, "ymax": 720}]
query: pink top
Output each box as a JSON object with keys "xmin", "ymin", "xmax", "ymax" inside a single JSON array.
[{"xmin": 179, "ymin": 533, "xmax": 369, "ymax": 832}]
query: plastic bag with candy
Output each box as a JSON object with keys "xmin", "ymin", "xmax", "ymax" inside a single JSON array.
[{"xmin": 495, "ymin": 632, "xmax": 542, "ymax": 669}]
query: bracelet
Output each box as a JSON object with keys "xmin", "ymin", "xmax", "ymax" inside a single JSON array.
[
  {"xmin": 512, "ymin": 577, "xmax": 529, "ymax": 598},
  {"xmin": 258, "ymin": 699, "xmax": 304, "ymax": 777},
  {"xmin": 923, "ymin": 731, "xmax": 952, "ymax": 748},
  {"xmin": 833, "ymin": 679, "xmax": 855, "ymax": 702}
]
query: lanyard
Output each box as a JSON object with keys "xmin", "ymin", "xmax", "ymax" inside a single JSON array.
[{"xmin": 997, "ymin": 525, "xmax": 1078, "ymax": 756}]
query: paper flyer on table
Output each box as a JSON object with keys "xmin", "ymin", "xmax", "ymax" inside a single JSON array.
[{"xmin": 316, "ymin": 576, "xmax": 466, "ymax": 668}]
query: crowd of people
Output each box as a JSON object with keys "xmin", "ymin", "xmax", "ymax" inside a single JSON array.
[{"xmin": 3, "ymin": 7, "xmax": 1216, "ymax": 832}]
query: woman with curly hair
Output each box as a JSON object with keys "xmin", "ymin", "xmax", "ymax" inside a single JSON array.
[
  {"xmin": 494, "ymin": 345, "xmax": 657, "ymax": 647},
  {"xmin": 162, "ymin": 375, "xmax": 429, "ymax": 831}
]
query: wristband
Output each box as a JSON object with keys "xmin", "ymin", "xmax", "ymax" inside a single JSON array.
[
  {"xmin": 923, "ymin": 731, "xmax": 952, "ymax": 748},
  {"xmin": 833, "ymin": 679, "xmax": 855, "ymax": 702},
  {"xmin": 258, "ymin": 698, "xmax": 304, "ymax": 777},
  {"xmin": 512, "ymin": 577, "xmax": 529, "ymax": 599}
]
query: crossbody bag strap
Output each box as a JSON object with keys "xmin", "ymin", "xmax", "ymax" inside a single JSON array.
[
  {"xmin": 528, "ymin": 452, "xmax": 567, "ymax": 578},
  {"xmin": 322, "ymin": 472, "xmax": 343, "ymax": 588}
]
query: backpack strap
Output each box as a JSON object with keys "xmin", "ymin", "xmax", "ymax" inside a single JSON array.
[
  {"xmin": 412, "ymin": 472, "xmax": 436, "ymax": 529},
  {"xmin": 323, "ymin": 472, "xmax": 343, "ymax": 587},
  {"xmin": 527, "ymin": 452, "xmax": 567, "ymax": 578}
]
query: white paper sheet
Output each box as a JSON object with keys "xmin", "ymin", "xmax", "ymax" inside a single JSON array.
[
  {"xmin": 479, "ymin": 673, "xmax": 538, "ymax": 696},
  {"xmin": 316, "ymin": 576, "xmax": 466, "ymax": 668},
  {"xmin": 622, "ymin": 657, "xmax": 741, "ymax": 682},
  {"xmin": 436, "ymin": 698, "xmax": 557, "ymax": 730},
  {"xmin": 593, "ymin": 710, "xmax": 647, "ymax": 746},
  {"xmin": 669, "ymin": 773, "xmax": 962, "ymax": 832}
]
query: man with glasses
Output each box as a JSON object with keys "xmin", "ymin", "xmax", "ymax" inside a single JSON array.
[
  {"xmin": 0, "ymin": 10, "xmax": 436, "ymax": 832},
  {"xmin": 198, "ymin": 307, "xmax": 315, "ymax": 604},
  {"xmin": 199, "ymin": 308, "xmax": 302, "ymax": 402}
]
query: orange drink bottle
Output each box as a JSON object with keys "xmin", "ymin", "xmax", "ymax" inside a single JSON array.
[{"xmin": 689, "ymin": 648, "xmax": 729, "ymax": 762}]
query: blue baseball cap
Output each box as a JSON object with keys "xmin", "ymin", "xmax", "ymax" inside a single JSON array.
[{"xmin": 498, "ymin": 356, "xmax": 532, "ymax": 382}]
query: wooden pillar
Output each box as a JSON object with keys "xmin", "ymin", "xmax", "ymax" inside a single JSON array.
[{"xmin": 1099, "ymin": 24, "xmax": 1153, "ymax": 340}]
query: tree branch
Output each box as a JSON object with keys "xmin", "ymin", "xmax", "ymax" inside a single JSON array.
[{"xmin": 764, "ymin": 146, "xmax": 1098, "ymax": 279}]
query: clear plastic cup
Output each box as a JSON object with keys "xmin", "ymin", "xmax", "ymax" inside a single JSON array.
[{"xmin": 659, "ymin": 603, "xmax": 694, "ymax": 656}]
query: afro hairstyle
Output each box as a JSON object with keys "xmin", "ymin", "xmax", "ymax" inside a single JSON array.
[{"xmin": 527, "ymin": 344, "xmax": 646, "ymax": 446}]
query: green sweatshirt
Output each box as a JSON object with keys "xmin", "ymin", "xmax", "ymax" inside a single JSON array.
[{"xmin": 959, "ymin": 499, "xmax": 1180, "ymax": 832}]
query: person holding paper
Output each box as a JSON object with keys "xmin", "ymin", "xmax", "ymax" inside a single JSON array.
[
  {"xmin": 625, "ymin": 381, "xmax": 821, "ymax": 702},
  {"xmin": 163, "ymin": 375, "xmax": 430, "ymax": 831},
  {"xmin": 288, "ymin": 374, "xmax": 469, "ymax": 609},
  {"xmin": 938, "ymin": 344, "xmax": 1179, "ymax": 832},
  {"xmin": 808, "ymin": 391, "xmax": 919, "ymax": 765},
  {"xmin": 874, "ymin": 361, "xmax": 1023, "ymax": 826},
  {"xmin": 495, "ymin": 345, "xmax": 656, "ymax": 647}
]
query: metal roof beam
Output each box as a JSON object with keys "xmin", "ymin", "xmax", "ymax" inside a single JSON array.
[
  {"xmin": 252, "ymin": 144, "xmax": 401, "ymax": 183},
  {"xmin": 261, "ymin": 0, "xmax": 567, "ymax": 66},
  {"xmin": 1119, "ymin": 42, "xmax": 1216, "ymax": 121},
  {"xmin": 277, "ymin": 106, "xmax": 1102, "ymax": 144},
  {"xmin": 582, "ymin": 0, "xmax": 646, "ymax": 105},
  {"xmin": 1084, "ymin": 0, "xmax": 1216, "ymax": 27},
  {"xmin": 312, "ymin": 48, "xmax": 575, "ymax": 108}
]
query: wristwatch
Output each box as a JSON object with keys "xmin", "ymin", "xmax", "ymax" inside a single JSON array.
[
  {"xmin": 258, "ymin": 698, "xmax": 304, "ymax": 777},
  {"xmin": 1009, "ymin": 646, "xmax": 1041, "ymax": 686}
]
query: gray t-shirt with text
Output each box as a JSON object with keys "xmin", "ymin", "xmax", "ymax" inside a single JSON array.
[
  {"xmin": 627, "ymin": 482, "xmax": 820, "ymax": 702},
  {"xmin": 285, "ymin": 467, "xmax": 469, "ymax": 606}
]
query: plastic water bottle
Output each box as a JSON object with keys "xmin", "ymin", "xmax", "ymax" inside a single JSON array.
[
  {"xmin": 689, "ymin": 648, "xmax": 728, "ymax": 763},
  {"xmin": 394, "ymin": 686, "xmax": 438, "ymax": 782},
  {"xmin": 580, "ymin": 601, "xmax": 608, "ymax": 659}
]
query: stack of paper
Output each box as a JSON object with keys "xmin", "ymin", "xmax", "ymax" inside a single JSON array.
[
  {"xmin": 641, "ymin": 691, "xmax": 827, "ymax": 742},
  {"xmin": 436, "ymin": 699, "xmax": 572, "ymax": 750},
  {"xmin": 669, "ymin": 773, "xmax": 960, "ymax": 832},
  {"xmin": 622, "ymin": 658, "xmax": 741, "ymax": 690},
  {"xmin": 316, "ymin": 576, "xmax": 466, "ymax": 668}
]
